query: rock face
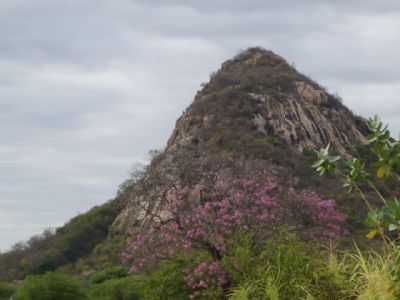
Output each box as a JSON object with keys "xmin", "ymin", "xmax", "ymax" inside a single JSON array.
[
  {"xmin": 112, "ymin": 47, "xmax": 369, "ymax": 231},
  {"xmin": 167, "ymin": 48, "xmax": 367, "ymax": 157}
]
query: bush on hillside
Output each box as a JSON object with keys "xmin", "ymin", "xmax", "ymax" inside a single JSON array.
[
  {"xmin": 87, "ymin": 277, "xmax": 141, "ymax": 300},
  {"xmin": 90, "ymin": 266, "xmax": 128, "ymax": 285},
  {"xmin": 87, "ymin": 259, "xmax": 190, "ymax": 300},
  {"xmin": 14, "ymin": 272, "xmax": 86, "ymax": 300},
  {"xmin": 226, "ymin": 233, "xmax": 351, "ymax": 300}
]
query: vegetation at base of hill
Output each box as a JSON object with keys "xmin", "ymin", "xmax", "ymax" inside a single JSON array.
[
  {"xmin": 7, "ymin": 234, "xmax": 400, "ymax": 300},
  {"xmin": 0, "ymin": 198, "xmax": 123, "ymax": 281}
]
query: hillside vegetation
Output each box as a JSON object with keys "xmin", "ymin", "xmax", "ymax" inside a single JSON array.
[{"xmin": 0, "ymin": 199, "xmax": 123, "ymax": 281}]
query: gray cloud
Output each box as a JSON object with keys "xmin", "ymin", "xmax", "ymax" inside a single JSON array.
[
  {"xmin": 1, "ymin": 0, "xmax": 399, "ymax": 250},
  {"xmin": 134, "ymin": 0, "xmax": 400, "ymax": 14}
]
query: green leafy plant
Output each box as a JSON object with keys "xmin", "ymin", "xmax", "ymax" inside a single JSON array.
[
  {"xmin": 313, "ymin": 116, "xmax": 400, "ymax": 241},
  {"xmin": 312, "ymin": 144, "xmax": 341, "ymax": 176}
]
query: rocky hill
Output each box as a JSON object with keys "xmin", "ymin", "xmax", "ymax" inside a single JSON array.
[
  {"xmin": 0, "ymin": 47, "xmax": 371, "ymax": 280},
  {"xmin": 112, "ymin": 47, "xmax": 368, "ymax": 233}
]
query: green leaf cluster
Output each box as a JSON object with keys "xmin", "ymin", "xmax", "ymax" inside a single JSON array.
[
  {"xmin": 313, "ymin": 116, "xmax": 400, "ymax": 240},
  {"xmin": 312, "ymin": 144, "xmax": 340, "ymax": 176}
]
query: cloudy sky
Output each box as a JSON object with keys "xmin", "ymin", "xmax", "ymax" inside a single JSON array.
[{"xmin": 1, "ymin": 0, "xmax": 399, "ymax": 251}]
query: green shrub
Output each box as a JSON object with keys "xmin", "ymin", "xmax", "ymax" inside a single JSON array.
[
  {"xmin": 224, "ymin": 233, "xmax": 350, "ymax": 300},
  {"xmin": 313, "ymin": 117, "xmax": 400, "ymax": 242},
  {"xmin": 90, "ymin": 266, "xmax": 128, "ymax": 284},
  {"xmin": 87, "ymin": 259, "xmax": 191, "ymax": 300},
  {"xmin": 224, "ymin": 230, "xmax": 400, "ymax": 299},
  {"xmin": 138, "ymin": 259, "xmax": 191, "ymax": 300},
  {"xmin": 15, "ymin": 272, "xmax": 86, "ymax": 300},
  {"xmin": 0, "ymin": 282, "xmax": 15, "ymax": 300},
  {"xmin": 87, "ymin": 277, "xmax": 141, "ymax": 300}
]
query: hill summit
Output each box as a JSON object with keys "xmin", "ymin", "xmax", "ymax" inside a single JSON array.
[{"xmin": 168, "ymin": 47, "xmax": 367, "ymax": 156}]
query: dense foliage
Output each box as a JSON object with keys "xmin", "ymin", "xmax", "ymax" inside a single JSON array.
[
  {"xmin": 14, "ymin": 272, "xmax": 86, "ymax": 300},
  {"xmin": 7, "ymin": 233, "xmax": 399, "ymax": 299}
]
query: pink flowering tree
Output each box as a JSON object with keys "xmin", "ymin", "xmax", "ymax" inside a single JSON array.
[
  {"xmin": 123, "ymin": 173, "xmax": 347, "ymax": 297},
  {"xmin": 123, "ymin": 175, "xmax": 281, "ymax": 270},
  {"xmin": 123, "ymin": 175, "xmax": 281, "ymax": 294}
]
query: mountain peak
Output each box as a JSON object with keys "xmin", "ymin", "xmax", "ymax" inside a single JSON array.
[
  {"xmin": 168, "ymin": 47, "xmax": 368, "ymax": 157},
  {"xmin": 229, "ymin": 47, "xmax": 287, "ymax": 66}
]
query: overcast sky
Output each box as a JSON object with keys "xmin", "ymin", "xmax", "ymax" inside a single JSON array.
[{"xmin": 1, "ymin": 0, "xmax": 399, "ymax": 251}]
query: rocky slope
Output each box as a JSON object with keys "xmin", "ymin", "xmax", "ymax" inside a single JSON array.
[{"xmin": 113, "ymin": 48, "xmax": 369, "ymax": 232}]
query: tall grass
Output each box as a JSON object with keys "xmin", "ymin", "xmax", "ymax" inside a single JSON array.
[
  {"xmin": 347, "ymin": 246, "xmax": 400, "ymax": 300},
  {"xmin": 227, "ymin": 241, "xmax": 400, "ymax": 300}
]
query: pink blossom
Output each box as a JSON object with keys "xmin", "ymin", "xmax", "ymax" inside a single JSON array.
[{"xmin": 123, "ymin": 173, "xmax": 347, "ymax": 297}]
